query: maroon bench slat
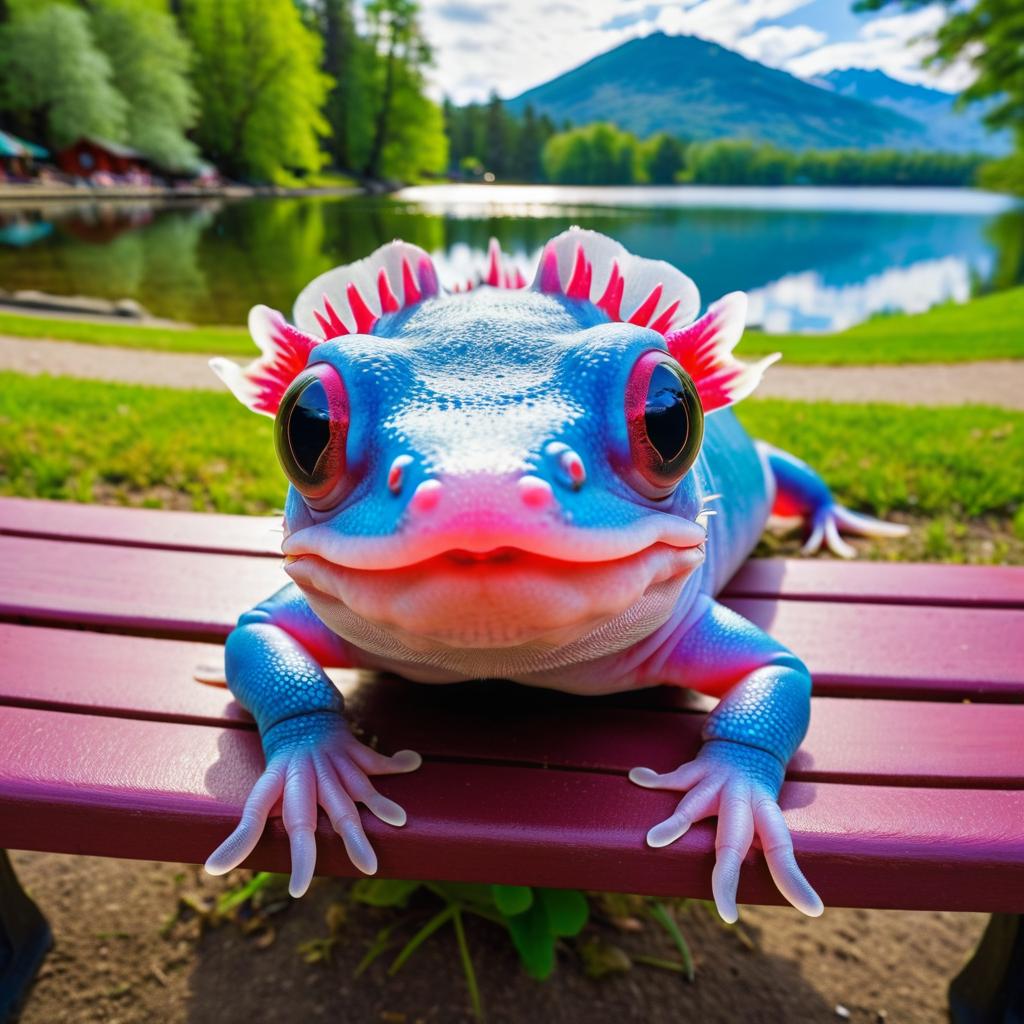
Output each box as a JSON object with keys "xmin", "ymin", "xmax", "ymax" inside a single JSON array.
[
  {"xmin": 0, "ymin": 534, "xmax": 284, "ymax": 640},
  {"xmin": 3, "ymin": 535, "xmax": 1021, "ymax": 698},
  {"xmin": 2, "ymin": 623, "xmax": 1022, "ymax": 788},
  {"xmin": 0, "ymin": 705, "xmax": 1020, "ymax": 912},
  {"xmin": 726, "ymin": 558, "xmax": 1024, "ymax": 609},
  {"xmin": 0, "ymin": 497, "xmax": 283, "ymax": 557},
  {"xmin": 5, "ymin": 498, "xmax": 1023, "ymax": 610}
]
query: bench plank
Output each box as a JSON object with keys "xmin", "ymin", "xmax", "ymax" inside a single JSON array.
[
  {"xmin": 0, "ymin": 497, "xmax": 283, "ymax": 557},
  {"xmin": 0, "ymin": 705, "xmax": 1020, "ymax": 912},
  {"xmin": 726, "ymin": 558, "xmax": 1024, "ymax": 610},
  {"xmin": 3, "ymin": 535, "xmax": 1022, "ymax": 698},
  {"xmin": 4, "ymin": 498, "xmax": 1023, "ymax": 609},
  {"xmin": 2, "ymin": 624, "xmax": 1023, "ymax": 788}
]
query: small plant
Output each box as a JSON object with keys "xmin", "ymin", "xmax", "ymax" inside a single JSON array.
[
  {"xmin": 186, "ymin": 872, "xmax": 700, "ymax": 1021},
  {"xmin": 349, "ymin": 879, "xmax": 589, "ymax": 1019}
]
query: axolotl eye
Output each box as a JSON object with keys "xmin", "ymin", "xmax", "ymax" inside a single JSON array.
[
  {"xmin": 625, "ymin": 351, "xmax": 704, "ymax": 498},
  {"xmin": 275, "ymin": 364, "xmax": 349, "ymax": 509}
]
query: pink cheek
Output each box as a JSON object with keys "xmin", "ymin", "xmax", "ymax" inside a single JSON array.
[{"xmin": 517, "ymin": 475, "xmax": 554, "ymax": 510}]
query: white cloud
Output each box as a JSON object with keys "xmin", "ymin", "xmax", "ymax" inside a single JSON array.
[
  {"xmin": 735, "ymin": 24, "xmax": 825, "ymax": 65},
  {"xmin": 421, "ymin": 0, "xmax": 968, "ymax": 103},
  {"xmin": 785, "ymin": 5, "xmax": 974, "ymax": 91},
  {"xmin": 420, "ymin": 0, "xmax": 642, "ymax": 102},
  {"xmin": 649, "ymin": 0, "xmax": 813, "ymax": 49},
  {"xmin": 421, "ymin": 0, "xmax": 819, "ymax": 102}
]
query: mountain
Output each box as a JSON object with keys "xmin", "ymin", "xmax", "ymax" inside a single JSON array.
[
  {"xmin": 504, "ymin": 33, "xmax": 929, "ymax": 151},
  {"xmin": 819, "ymin": 69, "xmax": 1010, "ymax": 155}
]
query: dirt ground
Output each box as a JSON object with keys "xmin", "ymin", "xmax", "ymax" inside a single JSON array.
[
  {"xmin": 3, "ymin": 334, "xmax": 1024, "ymax": 408},
  {"xmin": 10, "ymin": 851, "xmax": 985, "ymax": 1024}
]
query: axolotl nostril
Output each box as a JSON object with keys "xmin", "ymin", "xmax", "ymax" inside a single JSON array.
[{"xmin": 206, "ymin": 228, "xmax": 907, "ymax": 921}]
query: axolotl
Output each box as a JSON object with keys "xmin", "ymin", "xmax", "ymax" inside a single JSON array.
[{"xmin": 207, "ymin": 228, "xmax": 906, "ymax": 921}]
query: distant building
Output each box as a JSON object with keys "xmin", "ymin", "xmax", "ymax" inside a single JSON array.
[
  {"xmin": 56, "ymin": 137, "xmax": 150, "ymax": 179},
  {"xmin": 0, "ymin": 129, "xmax": 49, "ymax": 180}
]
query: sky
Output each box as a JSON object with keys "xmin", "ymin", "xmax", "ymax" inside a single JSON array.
[{"xmin": 419, "ymin": 0, "xmax": 974, "ymax": 104}]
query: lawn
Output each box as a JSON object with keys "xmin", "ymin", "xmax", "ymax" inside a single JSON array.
[
  {"xmin": 0, "ymin": 311, "xmax": 252, "ymax": 356},
  {"xmin": 2, "ymin": 371, "xmax": 1021, "ymax": 562},
  {"xmin": 741, "ymin": 286, "xmax": 1024, "ymax": 365},
  {"xmin": 2, "ymin": 286, "xmax": 1022, "ymax": 364}
]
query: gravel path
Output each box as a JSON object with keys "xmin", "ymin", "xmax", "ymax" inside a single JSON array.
[{"xmin": 3, "ymin": 335, "xmax": 1023, "ymax": 408}]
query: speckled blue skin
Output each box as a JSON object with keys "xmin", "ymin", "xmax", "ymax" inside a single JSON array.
[{"xmin": 206, "ymin": 282, "xmax": 862, "ymax": 920}]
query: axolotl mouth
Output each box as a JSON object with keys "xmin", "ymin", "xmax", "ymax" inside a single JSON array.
[{"xmin": 283, "ymin": 537, "xmax": 706, "ymax": 652}]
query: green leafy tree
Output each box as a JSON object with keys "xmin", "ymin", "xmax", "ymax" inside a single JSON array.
[
  {"xmin": 855, "ymin": 0, "xmax": 1024, "ymax": 194},
  {"xmin": 542, "ymin": 122, "xmax": 643, "ymax": 184},
  {"xmin": 87, "ymin": 0, "xmax": 198, "ymax": 171},
  {"xmin": 0, "ymin": 2, "xmax": 126, "ymax": 148},
  {"xmin": 641, "ymin": 133, "xmax": 687, "ymax": 184},
  {"xmin": 181, "ymin": 0, "xmax": 332, "ymax": 183},
  {"xmin": 359, "ymin": 0, "xmax": 445, "ymax": 182},
  {"xmin": 308, "ymin": 0, "xmax": 367, "ymax": 172}
]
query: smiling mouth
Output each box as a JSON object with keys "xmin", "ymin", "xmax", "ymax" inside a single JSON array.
[{"xmin": 283, "ymin": 540, "xmax": 705, "ymax": 652}]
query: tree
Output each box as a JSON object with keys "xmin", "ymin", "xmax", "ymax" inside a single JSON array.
[
  {"xmin": 359, "ymin": 0, "xmax": 444, "ymax": 182},
  {"xmin": 181, "ymin": 0, "xmax": 332, "ymax": 183},
  {"xmin": 542, "ymin": 123, "xmax": 644, "ymax": 184},
  {"xmin": 514, "ymin": 104, "xmax": 545, "ymax": 181},
  {"xmin": 484, "ymin": 91, "xmax": 515, "ymax": 178},
  {"xmin": 0, "ymin": 3, "xmax": 126, "ymax": 148},
  {"xmin": 309, "ymin": 0, "xmax": 366, "ymax": 172},
  {"xmin": 642, "ymin": 133, "xmax": 687, "ymax": 184},
  {"xmin": 855, "ymin": 0, "xmax": 1024, "ymax": 194},
  {"xmin": 87, "ymin": 0, "xmax": 198, "ymax": 171}
]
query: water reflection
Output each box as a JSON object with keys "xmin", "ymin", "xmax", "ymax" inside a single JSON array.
[{"xmin": 0, "ymin": 187, "xmax": 1020, "ymax": 334}]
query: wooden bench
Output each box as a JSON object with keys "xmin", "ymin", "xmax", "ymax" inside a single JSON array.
[{"xmin": 1, "ymin": 497, "xmax": 1022, "ymax": 1020}]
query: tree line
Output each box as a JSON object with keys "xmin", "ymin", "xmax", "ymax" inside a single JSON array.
[
  {"xmin": 0, "ymin": 0, "xmax": 1013, "ymax": 192},
  {"xmin": 0, "ymin": 0, "xmax": 447, "ymax": 184},
  {"xmin": 450, "ymin": 99, "xmax": 986, "ymax": 187}
]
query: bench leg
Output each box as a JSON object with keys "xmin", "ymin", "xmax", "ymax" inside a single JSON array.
[
  {"xmin": 0, "ymin": 851, "xmax": 51, "ymax": 1024},
  {"xmin": 949, "ymin": 913, "xmax": 1024, "ymax": 1024}
]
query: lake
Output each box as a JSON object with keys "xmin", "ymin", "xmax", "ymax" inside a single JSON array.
[{"xmin": 0, "ymin": 185, "xmax": 1020, "ymax": 333}]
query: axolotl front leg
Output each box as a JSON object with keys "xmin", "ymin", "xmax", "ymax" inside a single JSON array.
[
  {"xmin": 630, "ymin": 597, "xmax": 823, "ymax": 922},
  {"xmin": 205, "ymin": 584, "xmax": 422, "ymax": 896}
]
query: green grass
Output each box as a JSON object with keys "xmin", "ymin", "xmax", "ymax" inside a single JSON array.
[
  {"xmin": 0, "ymin": 311, "xmax": 251, "ymax": 356},
  {"xmin": 1, "ymin": 371, "xmax": 1021, "ymax": 561},
  {"xmin": 741, "ymin": 287, "xmax": 1024, "ymax": 365},
  {"xmin": 0, "ymin": 371, "xmax": 283, "ymax": 513},
  {"xmin": 2, "ymin": 286, "xmax": 1022, "ymax": 365}
]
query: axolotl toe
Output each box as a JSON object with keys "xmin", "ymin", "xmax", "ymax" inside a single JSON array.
[{"xmin": 206, "ymin": 228, "xmax": 905, "ymax": 920}]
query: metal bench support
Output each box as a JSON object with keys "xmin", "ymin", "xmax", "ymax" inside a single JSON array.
[
  {"xmin": 0, "ymin": 851, "xmax": 51, "ymax": 1024},
  {"xmin": 949, "ymin": 913, "xmax": 1024, "ymax": 1024}
]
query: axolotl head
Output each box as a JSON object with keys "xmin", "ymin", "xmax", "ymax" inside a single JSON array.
[{"xmin": 212, "ymin": 229, "xmax": 776, "ymax": 672}]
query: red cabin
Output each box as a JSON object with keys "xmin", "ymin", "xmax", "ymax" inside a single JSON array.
[{"xmin": 56, "ymin": 137, "xmax": 150, "ymax": 179}]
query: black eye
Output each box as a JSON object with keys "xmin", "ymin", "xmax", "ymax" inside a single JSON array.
[
  {"xmin": 645, "ymin": 363, "xmax": 692, "ymax": 462},
  {"xmin": 275, "ymin": 365, "xmax": 349, "ymax": 507},
  {"xmin": 289, "ymin": 379, "xmax": 331, "ymax": 475},
  {"xmin": 626, "ymin": 353, "xmax": 704, "ymax": 495}
]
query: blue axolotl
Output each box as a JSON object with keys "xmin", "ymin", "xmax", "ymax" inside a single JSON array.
[{"xmin": 206, "ymin": 228, "xmax": 906, "ymax": 921}]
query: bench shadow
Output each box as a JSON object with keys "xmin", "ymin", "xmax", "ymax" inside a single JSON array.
[{"xmin": 181, "ymin": 876, "xmax": 843, "ymax": 1024}]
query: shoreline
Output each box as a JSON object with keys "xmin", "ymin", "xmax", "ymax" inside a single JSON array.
[{"xmin": 0, "ymin": 182, "xmax": 368, "ymax": 205}]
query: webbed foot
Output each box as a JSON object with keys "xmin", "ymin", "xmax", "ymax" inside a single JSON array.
[
  {"xmin": 205, "ymin": 711, "xmax": 421, "ymax": 896},
  {"xmin": 629, "ymin": 740, "xmax": 823, "ymax": 922},
  {"xmin": 801, "ymin": 503, "xmax": 908, "ymax": 559}
]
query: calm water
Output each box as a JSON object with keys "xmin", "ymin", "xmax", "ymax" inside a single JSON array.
[{"xmin": 0, "ymin": 185, "xmax": 1021, "ymax": 332}]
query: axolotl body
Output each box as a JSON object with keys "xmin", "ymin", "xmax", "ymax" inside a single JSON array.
[{"xmin": 207, "ymin": 229, "xmax": 905, "ymax": 921}]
